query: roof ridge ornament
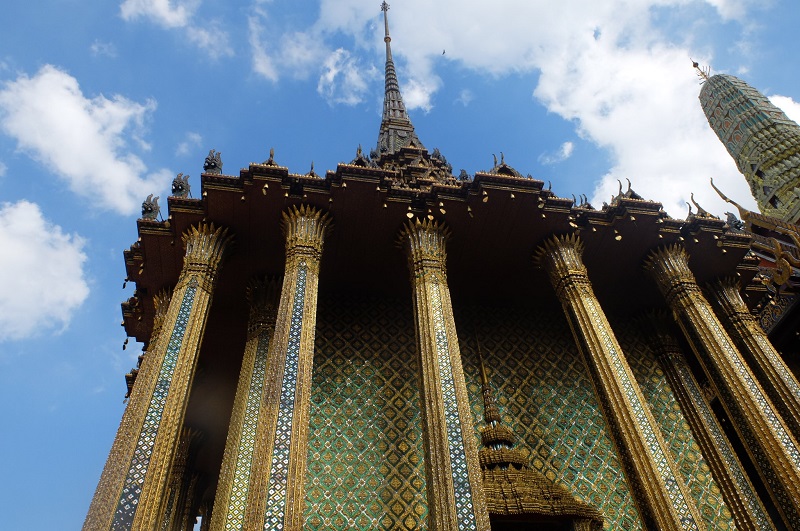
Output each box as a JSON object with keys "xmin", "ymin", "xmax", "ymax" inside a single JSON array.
[{"xmin": 710, "ymin": 177, "xmax": 749, "ymax": 219}]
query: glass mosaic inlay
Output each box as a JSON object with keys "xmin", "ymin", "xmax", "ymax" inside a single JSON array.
[
  {"xmin": 685, "ymin": 313, "xmax": 800, "ymax": 528},
  {"xmin": 429, "ymin": 281, "xmax": 477, "ymax": 531},
  {"xmin": 675, "ymin": 358, "xmax": 773, "ymax": 529},
  {"xmin": 581, "ymin": 295, "xmax": 699, "ymax": 530},
  {"xmin": 112, "ymin": 282, "xmax": 197, "ymax": 529},
  {"xmin": 618, "ymin": 326, "xmax": 735, "ymax": 529},
  {"xmin": 226, "ymin": 331, "xmax": 271, "ymax": 530},
  {"xmin": 698, "ymin": 302, "xmax": 800, "ymax": 464},
  {"xmin": 458, "ymin": 305, "xmax": 641, "ymax": 530},
  {"xmin": 263, "ymin": 263, "xmax": 307, "ymax": 531},
  {"xmin": 305, "ymin": 296, "xmax": 427, "ymax": 530}
]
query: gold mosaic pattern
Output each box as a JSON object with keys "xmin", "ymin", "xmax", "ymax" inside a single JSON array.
[
  {"xmin": 457, "ymin": 306, "xmax": 642, "ymax": 531},
  {"xmin": 263, "ymin": 263, "xmax": 308, "ymax": 530},
  {"xmin": 429, "ymin": 281, "xmax": 477, "ymax": 530},
  {"xmin": 224, "ymin": 332, "xmax": 270, "ymax": 530},
  {"xmin": 112, "ymin": 283, "xmax": 197, "ymax": 529},
  {"xmin": 617, "ymin": 325, "xmax": 735, "ymax": 529},
  {"xmin": 304, "ymin": 297, "xmax": 427, "ymax": 530}
]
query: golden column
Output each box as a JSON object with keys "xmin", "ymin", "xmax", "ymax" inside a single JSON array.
[
  {"xmin": 708, "ymin": 276, "xmax": 800, "ymax": 441},
  {"xmin": 644, "ymin": 244, "xmax": 800, "ymax": 529},
  {"xmin": 86, "ymin": 223, "xmax": 232, "ymax": 530},
  {"xmin": 210, "ymin": 277, "xmax": 280, "ymax": 531},
  {"xmin": 246, "ymin": 205, "xmax": 330, "ymax": 531},
  {"xmin": 644, "ymin": 313, "xmax": 775, "ymax": 531},
  {"xmin": 534, "ymin": 234, "xmax": 701, "ymax": 531},
  {"xmin": 399, "ymin": 219, "xmax": 491, "ymax": 531},
  {"xmin": 131, "ymin": 223, "xmax": 233, "ymax": 530},
  {"xmin": 83, "ymin": 290, "xmax": 171, "ymax": 531}
]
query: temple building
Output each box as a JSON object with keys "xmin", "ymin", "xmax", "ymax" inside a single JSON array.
[{"xmin": 85, "ymin": 6, "xmax": 800, "ymax": 531}]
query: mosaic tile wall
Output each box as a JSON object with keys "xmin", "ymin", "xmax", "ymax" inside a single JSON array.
[
  {"xmin": 614, "ymin": 321, "xmax": 735, "ymax": 529},
  {"xmin": 456, "ymin": 305, "xmax": 642, "ymax": 531},
  {"xmin": 304, "ymin": 296, "xmax": 427, "ymax": 530}
]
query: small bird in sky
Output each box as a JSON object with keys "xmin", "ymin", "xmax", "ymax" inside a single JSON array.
[{"xmin": 442, "ymin": 49, "xmax": 445, "ymax": 55}]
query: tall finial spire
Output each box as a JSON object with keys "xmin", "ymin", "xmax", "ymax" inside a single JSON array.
[
  {"xmin": 375, "ymin": 2, "xmax": 424, "ymax": 162},
  {"xmin": 692, "ymin": 60, "xmax": 711, "ymax": 82}
]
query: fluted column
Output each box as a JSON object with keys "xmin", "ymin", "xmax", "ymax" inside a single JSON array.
[
  {"xmin": 246, "ymin": 205, "xmax": 330, "ymax": 531},
  {"xmin": 84, "ymin": 290, "xmax": 172, "ymax": 531},
  {"xmin": 708, "ymin": 276, "xmax": 800, "ymax": 441},
  {"xmin": 534, "ymin": 234, "xmax": 701, "ymax": 531},
  {"xmin": 645, "ymin": 244, "xmax": 800, "ymax": 529},
  {"xmin": 210, "ymin": 278, "xmax": 280, "ymax": 531},
  {"xmin": 400, "ymin": 219, "xmax": 491, "ymax": 531},
  {"xmin": 102, "ymin": 223, "xmax": 233, "ymax": 530},
  {"xmin": 644, "ymin": 313, "xmax": 775, "ymax": 531}
]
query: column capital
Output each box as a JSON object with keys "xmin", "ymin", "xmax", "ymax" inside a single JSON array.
[
  {"xmin": 281, "ymin": 205, "xmax": 331, "ymax": 266},
  {"xmin": 707, "ymin": 276, "xmax": 757, "ymax": 325},
  {"xmin": 180, "ymin": 222, "xmax": 234, "ymax": 289},
  {"xmin": 245, "ymin": 276, "xmax": 281, "ymax": 340},
  {"xmin": 643, "ymin": 244, "xmax": 698, "ymax": 305},
  {"xmin": 533, "ymin": 233, "xmax": 588, "ymax": 297},
  {"xmin": 399, "ymin": 218, "xmax": 450, "ymax": 270}
]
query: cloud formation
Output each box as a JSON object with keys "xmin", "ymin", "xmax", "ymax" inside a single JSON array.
[
  {"xmin": 249, "ymin": 7, "xmax": 379, "ymax": 106},
  {"xmin": 272, "ymin": 0, "xmax": 760, "ymax": 218},
  {"xmin": 539, "ymin": 142, "xmax": 575, "ymax": 165},
  {"xmin": 0, "ymin": 65, "xmax": 170, "ymax": 215},
  {"xmin": 0, "ymin": 201, "xmax": 89, "ymax": 341},
  {"xmin": 120, "ymin": 0, "xmax": 233, "ymax": 58},
  {"xmin": 176, "ymin": 131, "xmax": 203, "ymax": 156}
]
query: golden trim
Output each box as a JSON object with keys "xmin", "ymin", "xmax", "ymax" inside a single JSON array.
[
  {"xmin": 536, "ymin": 234, "xmax": 701, "ymax": 531},
  {"xmin": 400, "ymin": 218, "xmax": 491, "ymax": 531}
]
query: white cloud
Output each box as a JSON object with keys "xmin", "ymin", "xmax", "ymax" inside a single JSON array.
[
  {"xmin": 248, "ymin": 9, "xmax": 329, "ymax": 83},
  {"xmin": 90, "ymin": 40, "xmax": 118, "ymax": 58},
  {"xmin": 303, "ymin": 0, "xmax": 761, "ymax": 217},
  {"xmin": 186, "ymin": 22, "xmax": 234, "ymax": 59},
  {"xmin": 317, "ymin": 48, "xmax": 376, "ymax": 106},
  {"xmin": 539, "ymin": 141, "xmax": 575, "ymax": 165},
  {"xmin": 176, "ymin": 131, "xmax": 203, "ymax": 156},
  {"xmin": 455, "ymin": 89, "xmax": 474, "ymax": 107},
  {"xmin": 0, "ymin": 200, "xmax": 89, "ymax": 341},
  {"xmin": 768, "ymin": 95, "xmax": 800, "ymax": 125},
  {"xmin": 0, "ymin": 65, "xmax": 169, "ymax": 215},
  {"xmin": 120, "ymin": 0, "xmax": 232, "ymax": 58},
  {"xmin": 249, "ymin": 12, "xmax": 279, "ymax": 82},
  {"xmin": 120, "ymin": 0, "xmax": 194, "ymax": 28}
]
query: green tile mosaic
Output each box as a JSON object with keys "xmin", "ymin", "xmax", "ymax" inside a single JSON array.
[
  {"xmin": 615, "ymin": 321, "xmax": 735, "ymax": 530},
  {"xmin": 304, "ymin": 296, "xmax": 427, "ymax": 530},
  {"xmin": 457, "ymin": 305, "xmax": 642, "ymax": 531}
]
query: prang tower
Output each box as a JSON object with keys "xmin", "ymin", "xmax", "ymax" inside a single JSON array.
[{"xmin": 699, "ymin": 72, "xmax": 800, "ymax": 223}]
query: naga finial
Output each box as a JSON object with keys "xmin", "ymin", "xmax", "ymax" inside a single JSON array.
[
  {"xmin": 203, "ymin": 149, "xmax": 222, "ymax": 174},
  {"xmin": 689, "ymin": 192, "xmax": 717, "ymax": 219},
  {"xmin": 141, "ymin": 194, "xmax": 161, "ymax": 220},
  {"xmin": 710, "ymin": 178, "xmax": 748, "ymax": 219}
]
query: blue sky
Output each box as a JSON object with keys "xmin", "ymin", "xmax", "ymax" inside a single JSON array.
[{"xmin": 1, "ymin": 0, "xmax": 799, "ymax": 528}]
